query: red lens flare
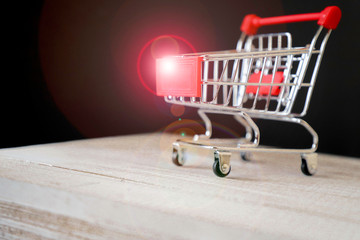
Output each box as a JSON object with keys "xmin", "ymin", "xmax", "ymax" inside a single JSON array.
[{"xmin": 137, "ymin": 34, "xmax": 197, "ymax": 95}]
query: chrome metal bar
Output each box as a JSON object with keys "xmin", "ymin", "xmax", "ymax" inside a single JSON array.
[
  {"xmin": 285, "ymin": 26, "xmax": 323, "ymax": 113},
  {"xmin": 251, "ymin": 57, "xmax": 267, "ymax": 109},
  {"xmin": 300, "ymin": 30, "xmax": 332, "ymax": 116},
  {"xmin": 268, "ymin": 35, "xmax": 272, "ymax": 51},
  {"xmin": 275, "ymin": 54, "xmax": 294, "ymax": 113},
  {"xmin": 234, "ymin": 114, "xmax": 253, "ymax": 142},
  {"xmin": 202, "ymin": 48, "xmax": 318, "ymax": 61},
  {"xmin": 202, "ymin": 61, "xmax": 209, "ymax": 102},
  {"xmin": 164, "ymin": 96, "xmax": 301, "ymax": 117},
  {"xmin": 202, "ymin": 81, "xmax": 311, "ymax": 87},
  {"xmin": 212, "ymin": 60, "xmax": 219, "ymax": 103},
  {"xmin": 193, "ymin": 109, "xmax": 212, "ymax": 140},
  {"xmin": 211, "ymin": 60, "xmax": 227, "ymax": 103},
  {"xmin": 236, "ymin": 33, "xmax": 246, "ymax": 51},
  {"xmin": 193, "ymin": 109, "xmax": 260, "ymax": 147},
  {"xmin": 265, "ymin": 56, "xmax": 279, "ymax": 111},
  {"xmin": 222, "ymin": 60, "xmax": 229, "ymax": 104},
  {"xmin": 278, "ymin": 34, "xmax": 282, "ymax": 50},
  {"xmin": 283, "ymin": 53, "xmax": 305, "ymax": 113},
  {"xmin": 225, "ymin": 59, "xmax": 240, "ymax": 106},
  {"xmin": 239, "ymin": 57, "xmax": 254, "ymax": 108},
  {"xmin": 178, "ymin": 116, "xmax": 317, "ymax": 154}
]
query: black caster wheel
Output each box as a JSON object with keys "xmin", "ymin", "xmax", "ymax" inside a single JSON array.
[
  {"xmin": 172, "ymin": 148, "xmax": 184, "ymax": 166},
  {"xmin": 300, "ymin": 154, "xmax": 318, "ymax": 176},
  {"xmin": 301, "ymin": 158, "xmax": 313, "ymax": 176},
  {"xmin": 240, "ymin": 152, "xmax": 251, "ymax": 161},
  {"xmin": 213, "ymin": 158, "xmax": 231, "ymax": 178}
]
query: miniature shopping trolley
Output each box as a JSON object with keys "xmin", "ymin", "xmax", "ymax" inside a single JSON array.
[{"xmin": 156, "ymin": 6, "xmax": 341, "ymax": 177}]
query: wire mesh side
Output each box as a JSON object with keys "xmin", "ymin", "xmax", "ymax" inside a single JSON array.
[{"xmin": 165, "ymin": 28, "xmax": 330, "ymax": 117}]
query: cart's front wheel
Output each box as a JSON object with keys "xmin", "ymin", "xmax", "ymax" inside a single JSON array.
[
  {"xmin": 213, "ymin": 151, "xmax": 231, "ymax": 177},
  {"xmin": 213, "ymin": 159, "xmax": 231, "ymax": 177}
]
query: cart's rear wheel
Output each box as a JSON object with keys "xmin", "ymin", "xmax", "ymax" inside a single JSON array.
[
  {"xmin": 172, "ymin": 147, "xmax": 184, "ymax": 166},
  {"xmin": 240, "ymin": 152, "xmax": 251, "ymax": 161}
]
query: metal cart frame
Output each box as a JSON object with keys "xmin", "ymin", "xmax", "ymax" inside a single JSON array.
[{"xmin": 156, "ymin": 6, "xmax": 341, "ymax": 177}]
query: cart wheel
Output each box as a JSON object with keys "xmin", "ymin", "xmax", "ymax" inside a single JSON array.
[
  {"xmin": 213, "ymin": 159, "xmax": 231, "ymax": 177},
  {"xmin": 300, "ymin": 153, "xmax": 318, "ymax": 176},
  {"xmin": 172, "ymin": 147, "xmax": 184, "ymax": 166},
  {"xmin": 240, "ymin": 152, "xmax": 251, "ymax": 161},
  {"xmin": 213, "ymin": 151, "xmax": 231, "ymax": 177},
  {"xmin": 301, "ymin": 160, "xmax": 312, "ymax": 176}
]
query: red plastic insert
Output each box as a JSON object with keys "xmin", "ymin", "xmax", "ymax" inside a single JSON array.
[
  {"xmin": 156, "ymin": 56, "xmax": 202, "ymax": 97},
  {"xmin": 246, "ymin": 71, "xmax": 284, "ymax": 96}
]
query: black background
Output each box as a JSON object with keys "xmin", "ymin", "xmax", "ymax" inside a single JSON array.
[{"xmin": 3, "ymin": 0, "xmax": 360, "ymax": 157}]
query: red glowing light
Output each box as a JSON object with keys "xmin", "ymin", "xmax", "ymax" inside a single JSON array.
[
  {"xmin": 156, "ymin": 56, "xmax": 202, "ymax": 97},
  {"xmin": 160, "ymin": 58, "xmax": 176, "ymax": 74},
  {"xmin": 137, "ymin": 35, "xmax": 197, "ymax": 95}
]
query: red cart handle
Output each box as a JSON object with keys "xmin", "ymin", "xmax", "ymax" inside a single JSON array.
[{"xmin": 241, "ymin": 6, "xmax": 341, "ymax": 35}]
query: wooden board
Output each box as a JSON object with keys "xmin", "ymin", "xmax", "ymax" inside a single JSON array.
[{"xmin": 0, "ymin": 133, "xmax": 359, "ymax": 239}]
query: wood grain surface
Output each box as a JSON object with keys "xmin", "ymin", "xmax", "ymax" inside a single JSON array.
[{"xmin": 0, "ymin": 133, "xmax": 359, "ymax": 239}]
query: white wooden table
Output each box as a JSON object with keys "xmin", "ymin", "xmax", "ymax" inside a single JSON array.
[{"xmin": 1, "ymin": 133, "xmax": 359, "ymax": 239}]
